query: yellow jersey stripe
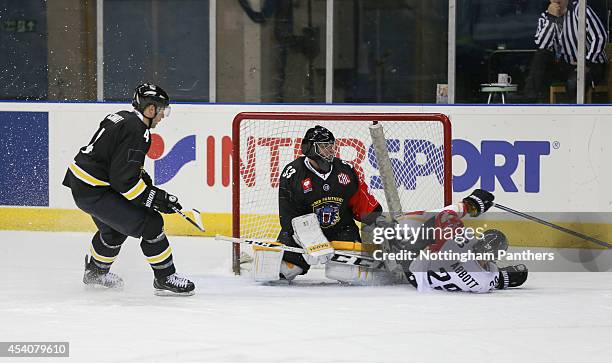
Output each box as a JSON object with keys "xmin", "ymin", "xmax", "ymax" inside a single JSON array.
[
  {"xmin": 146, "ymin": 247, "xmax": 173, "ymax": 264},
  {"xmin": 122, "ymin": 179, "xmax": 147, "ymax": 201},
  {"xmin": 69, "ymin": 163, "xmax": 110, "ymax": 187},
  {"xmin": 89, "ymin": 245, "xmax": 116, "ymax": 263}
]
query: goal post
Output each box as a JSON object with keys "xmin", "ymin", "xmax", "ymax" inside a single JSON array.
[{"xmin": 232, "ymin": 112, "xmax": 452, "ymax": 274}]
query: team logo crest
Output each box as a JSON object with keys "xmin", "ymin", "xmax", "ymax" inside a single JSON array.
[
  {"xmin": 313, "ymin": 198, "xmax": 342, "ymax": 228},
  {"xmin": 323, "ymin": 184, "xmax": 330, "ymax": 191},
  {"xmin": 338, "ymin": 172, "xmax": 350, "ymax": 185},
  {"xmin": 302, "ymin": 178, "xmax": 312, "ymax": 193}
]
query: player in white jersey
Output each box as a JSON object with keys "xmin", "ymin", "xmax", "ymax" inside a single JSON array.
[
  {"xmin": 382, "ymin": 189, "xmax": 528, "ymax": 293},
  {"xmin": 407, "ymin": 229, "xmax": 527, "ymax": 293}
]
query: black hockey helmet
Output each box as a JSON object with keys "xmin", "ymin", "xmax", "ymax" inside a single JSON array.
[
  {"xmin": 473, "ymin": 229, "xmax": 508, "ymax": 257},
  {"xmin": 300, "ymin": 125, "xmax": 336, "ymax": 173},
  {"xmin": 132, "ymin": 83, "xmax": 171, "ymax": 117}
]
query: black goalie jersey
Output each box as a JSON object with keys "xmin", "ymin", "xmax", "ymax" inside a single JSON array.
[
  {"xmin": 278, "ymin": 156, "xmax": 381, "ymax": 248},
  {"xmin": 62, "ymin": 110, "xmax": 152, "ymax": 205}
]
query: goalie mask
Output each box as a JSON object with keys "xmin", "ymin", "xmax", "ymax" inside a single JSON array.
[
  {"xmin": 301, "ymin": 125, "xmax": 336, "ymax": 173},
  {"xmin": 132, "ymin": 83, "xmax": 171, "ymax": 119},
  {"xmin": 473, "ymin": 229, "xmax": 508, "ymax": 258}
]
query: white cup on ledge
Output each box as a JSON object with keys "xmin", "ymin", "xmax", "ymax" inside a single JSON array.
[{"xmin": 497, "ymin": 73, "xmax": 512, "ymax": 85}]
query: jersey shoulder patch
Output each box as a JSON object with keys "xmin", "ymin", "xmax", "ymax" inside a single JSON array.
[{"xmin": 334, "ymin": 158, "xmax": 359, "ymax": 180}]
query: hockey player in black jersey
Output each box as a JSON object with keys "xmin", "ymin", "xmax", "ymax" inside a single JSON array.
[
  {"xmin": 253, "ymin": 125, "xmax": 385, "ymax": 283},
  {"xmin": 62, "ymin": 83, "xmax": 195, "ymax": 296}
]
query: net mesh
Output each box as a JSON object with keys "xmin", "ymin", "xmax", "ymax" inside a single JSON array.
[{"xmin": 234, "ymin": 114, "xmax": 451, "ymax": 241}]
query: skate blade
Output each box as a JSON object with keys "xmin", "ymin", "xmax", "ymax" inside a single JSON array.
[
  {"xmin": 84, "ymin": 282, "xmax": 124, "ymax": 290},
  {"xmin": 261, "ymin": 279, "xmax": 291, "ymax": 286},
  {"xmin": 154, "ymin": 289, "xmax": 195, "ymax": 297}
]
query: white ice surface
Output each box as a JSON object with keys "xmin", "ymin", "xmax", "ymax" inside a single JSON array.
[{"xmin": 1, "ymin": 231, "xmax": 612, "ymax": 363}]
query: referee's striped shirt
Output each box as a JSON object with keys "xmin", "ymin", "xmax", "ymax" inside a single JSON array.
[{"xmin": 535, "ymin": 1, "xmax": 608, "ymax": 64}]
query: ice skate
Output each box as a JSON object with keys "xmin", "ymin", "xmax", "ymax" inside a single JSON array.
[
  {"xmin": 83, "ymin": 255, "xmax": 124, "ymax": 289},
  {"xmin": 153, "ymin": 273, "xmax": 195, "ymax": 296}
]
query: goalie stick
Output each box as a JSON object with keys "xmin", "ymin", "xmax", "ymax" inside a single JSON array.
[
  {"xmin": 493, "ymin": 203, "xmax": 612, "ymax": 249},
  {"xmin": 215, "ymin": 235, "xmax": 384, "ymax": 269}
]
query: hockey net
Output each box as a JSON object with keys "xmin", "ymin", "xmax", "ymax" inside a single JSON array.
[{"xmin": 232, "ymin": 112, "xmax": 452, "ymax": 274}]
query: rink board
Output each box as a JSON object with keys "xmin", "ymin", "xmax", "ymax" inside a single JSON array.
[{"xmin": 0, "ymin": 103, "xmax": 611, "ymax": 248}]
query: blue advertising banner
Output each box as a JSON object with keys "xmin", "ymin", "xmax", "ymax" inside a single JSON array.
[{"xmin": 0, "ymin": 111, "xmax": 49, "ymax": 206}]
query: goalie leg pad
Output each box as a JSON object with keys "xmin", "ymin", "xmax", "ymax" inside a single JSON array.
[
  {"xmin": 325, "ymin": 258, "xmax": 394, "ymax": 286},
  {"xmin": 253, "ymin": 245, "xmax": 284, "ymax": 282},
  {"xmin": 253, "ymin": 245, "xmax": 304, "ymax": 282}
]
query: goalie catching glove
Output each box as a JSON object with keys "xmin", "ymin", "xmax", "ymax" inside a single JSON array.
[
  {"xmin": 142, "ymin": 186, "xmax": 182, "ymax": 214},
  {"xmin": 463, "ymin": 189, "xmax": 495, "ymax": 217},
  {"xmin": 292, "ymin": 213, "xmax": 335, "ymax": 265}
]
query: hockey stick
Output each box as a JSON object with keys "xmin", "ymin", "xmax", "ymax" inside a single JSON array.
[
  {"xmin": 172, "ymin": 207, "xmax": 206, "ymax": 232},
  {"xmin": 215, "ymin": 235, "xmax": 384, "ymax": 269},
  {"xmin": 369, "ymin": 122, "xmax": 406, "ymax": 281},
  {"xmin": 493, "ymin": 203, "xmax": 612, "ymax": 249}
]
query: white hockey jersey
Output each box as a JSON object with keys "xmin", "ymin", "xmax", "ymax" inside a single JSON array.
[{"xmin": 409, "ymin": 238, "xmax": 500, "ymax": 293}]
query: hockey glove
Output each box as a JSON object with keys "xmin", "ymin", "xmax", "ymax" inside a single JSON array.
[
  {"xmin": 496, "ymin": 264, "xmax": 528, "ymax": 289},
  {"xmin": 143, "ymin": 186, "xmax": 182, "ymax": 214},
  {"xmin": 141, "ymin": 169, "xmax": 153, "ymax": 187},
  {"xmin": 463, "ymin": 189, "xmax": 495, "ymax": 217}
]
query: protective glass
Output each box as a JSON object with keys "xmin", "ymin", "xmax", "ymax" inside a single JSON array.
[{"xmin": 314, "ymin": 141, "xmax": 337, "ymax": 162}]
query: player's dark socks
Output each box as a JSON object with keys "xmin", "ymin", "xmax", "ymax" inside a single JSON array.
[
  {"xmin": 88, "ymin": 231, "xmax": 122, "ymax": 270},
  {"xmin": 140, "ymin": 232, "xmax": 176, "ymax": 279}
]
